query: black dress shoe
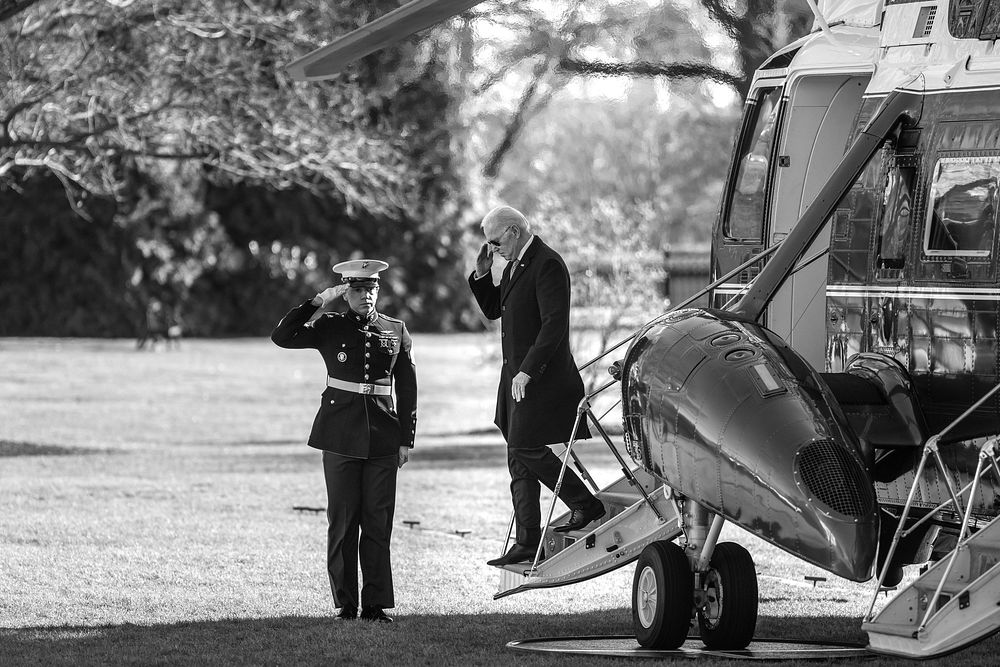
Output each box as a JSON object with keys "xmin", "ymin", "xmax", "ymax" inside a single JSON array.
[
  {"xmin": 486, "ymin": 543, "xmax": 541, "ymax": 567},
  {"xmin": 553, "ymin": 501, "xmax": 606, "ymax": 533},
  {"xmin": 336, "ymin": 606, "xmax": 358, "ymax": 621},
  {"xmin": 360, "ymin": 607, "xmax": 393, "ymax": 623}
]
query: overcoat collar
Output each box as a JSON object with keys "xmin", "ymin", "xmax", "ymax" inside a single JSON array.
[{"xmin": 501, "ymin": 235, "xmax": 543, "ymax": 303}]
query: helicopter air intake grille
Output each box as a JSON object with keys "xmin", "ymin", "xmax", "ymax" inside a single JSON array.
[{"xmin": 795, "ymin": 440, "xmax": 874, "ymax": 518}]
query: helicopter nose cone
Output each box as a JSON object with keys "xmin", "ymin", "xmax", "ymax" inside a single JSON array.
[
  {"xmin": 789, "ymin": 438, "xmax": 879, "ymax": 580},
  {"xmin": 621, "ymin": 308, "xmax": 878, "ymax": 581}
]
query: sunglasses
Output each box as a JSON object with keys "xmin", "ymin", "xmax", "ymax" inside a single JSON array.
[{"xmin": 486, "ymin": 225, "xmax": 515, "ymax": 248}]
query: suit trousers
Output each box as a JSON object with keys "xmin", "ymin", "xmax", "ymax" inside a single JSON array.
[
  {"xmin": 507, "ymin": 446, "xmax": 598, "ymax": 548},
  {"xmin": 323, "ymin": 451, "xmax": 397, "ymax": 610}
]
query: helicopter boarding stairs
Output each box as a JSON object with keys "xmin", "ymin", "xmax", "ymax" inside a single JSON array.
[
  {"xmin": 862, "ymin": 384, "xmax": 1000, "ymax": 659},
  {"xmin": 492, "ymin": 396, "xmax": 681, "ymax": 599}
]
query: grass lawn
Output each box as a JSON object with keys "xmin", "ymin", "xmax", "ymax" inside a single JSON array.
[{"xmin": 1, "ymin": 334, "xmax": 998, "ymax": 665}]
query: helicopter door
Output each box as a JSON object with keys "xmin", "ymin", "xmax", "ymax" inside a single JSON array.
[
  {"xmin": 713, "ymin": 84, "xmax": 782, "ymax": 307},
  {"xmin": 767, "ymin": 74, "xmax": 870, "ymax": 368}
]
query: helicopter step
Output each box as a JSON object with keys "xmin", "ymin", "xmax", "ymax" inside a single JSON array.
[
  {"xmin": 494, "ymin": 471, "xmax": 678, "ymax": 599},
  {"xmin": 863, "ymin": 502, "xmax": 1000, "ymax": 657}
]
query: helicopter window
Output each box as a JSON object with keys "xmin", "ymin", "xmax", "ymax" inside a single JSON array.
[
  {"xmin": 924, "ymin": 156, "xmax": 998, "ymax": 257},
  {"xmin": 982, "ymin": 0, "xmax": 1000, "ymax": 39},
  {"xmin": 947, "ymin": 0, "xmax": 1000, "ymax": 39},
  {"xmin": 877, "ymin": 165, "xmax": 916, "ymax": 270},
  {"xmin": 949, "ymin": 0, "xmax": 979, "ymax": 38},
  {"xmin": 725, "ymin": 87, "xmax": 781, "ymax": 241}
]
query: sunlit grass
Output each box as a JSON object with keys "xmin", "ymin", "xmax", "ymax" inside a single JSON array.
[{"xmin": 1, "ymin": 335, "xmax": 998, "ymax": 665}]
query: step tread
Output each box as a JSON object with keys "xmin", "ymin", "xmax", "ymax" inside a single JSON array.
[{"xmin": 862, "ymin": 621, "xmax": 919, "ymax": 639}]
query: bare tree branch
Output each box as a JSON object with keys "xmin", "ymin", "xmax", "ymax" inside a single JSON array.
[
  {"xmin": 558, "ymin": 57, "xmax": 743, "ymax": 91},
  {"xmin": 483, "ymin": 63, "xmax": 558, "ymax": 178}
]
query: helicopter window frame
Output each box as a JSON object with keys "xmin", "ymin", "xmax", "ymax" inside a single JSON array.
[
  {"xmin": 722, "ymin": 86, "xmax": 783, "ymax": 243},
  {"xmin": 922, "ymin": 155, "xmax": 999, "ymax": 259}
]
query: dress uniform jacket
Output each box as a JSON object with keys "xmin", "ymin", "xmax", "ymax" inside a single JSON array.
[
  {"xmin": 271, "ymin": 300, "xmax": 417, "ymax": 458},
  {"xmin": 469, "ymin": 237, "xmax": 590, "ymax": 449}
]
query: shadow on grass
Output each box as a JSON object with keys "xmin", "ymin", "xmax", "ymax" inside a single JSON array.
[
  {"xmin": 408, "ymin": 442, "xmax": 629, "ymax": 469},
  {"xmin": 6, "ymin": 612, "xmax": 992, "ymax": 666},
  {"xmin": 0, "ymin": 440, "xmax": 104, "ymax": 457}
]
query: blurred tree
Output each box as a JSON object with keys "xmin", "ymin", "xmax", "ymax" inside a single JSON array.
[
  {"xmin": 1, "ymin": 0, "xmax": 433, "ymax": 209},
  {"xmin": 0, "ymin": 0, "xmax": 466, "ymax": 334},
  {"xmin": 0, "ymin": 0, "xmax": 815, "ymax": 336},
  {"xmin": 442, "ymin": 0, "xmax": 813, "ymax": 178},
  {"xmin": 493, "ymin": 84, "xmax": 736, "ymax": 247}
]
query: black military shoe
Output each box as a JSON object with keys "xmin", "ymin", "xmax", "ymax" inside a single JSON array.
[
  {"xmin": 553, "ymin": 501, "xmax": 606, "ymax": 533},
  {"xmin": 486, "ymin": 543, "xmax": 541, "ymax": 567},
  {"xmin": 360, "ymin": 607, "xmax": 393, "ymax": 623},
  {"xmin": 336, "ymin": 606, "xmax": 358, "ymax": 621}
]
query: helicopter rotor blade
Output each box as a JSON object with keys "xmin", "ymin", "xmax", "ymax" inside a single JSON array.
[{"xmin": 286, "ymin": 0, "xmax": 486, "ymax": 81}]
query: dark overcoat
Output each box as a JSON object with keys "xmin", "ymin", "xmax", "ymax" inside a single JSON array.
[
  {"xmin": 469, "ymin": 237, "xmax": 590, "ymax": 448},
  {"xmin": 271, "ymin": 301, "xmax": 417, "ymax": 458}
]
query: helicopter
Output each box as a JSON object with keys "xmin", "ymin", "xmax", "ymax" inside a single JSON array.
[{"xmin": 287, "ymin": 0, "xmax": 1000, "ymax": 659}]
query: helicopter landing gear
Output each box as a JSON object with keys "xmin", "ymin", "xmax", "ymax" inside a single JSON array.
[
  {"xmin": 632, "ymin": 497, "xmax": 759, "ymax": 650},
  {"xmin": 632, "ymin": 541, "xmax": 693, "ymax": 649},
  {"xmin": 696, "ymin": 541, "xmax": 758, "ymax": 649}
]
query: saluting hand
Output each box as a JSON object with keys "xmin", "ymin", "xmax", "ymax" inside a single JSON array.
[
  {"xmin": 511, "ymin": 371, "xmax": 531, "ymax": 403},
  {"xmin": 313, "ymin": 284, "xmax": 348, "ymax": 308},
  {"xmin": 475, "ymin": 243, "xmax": 493, "ymax": 278}
]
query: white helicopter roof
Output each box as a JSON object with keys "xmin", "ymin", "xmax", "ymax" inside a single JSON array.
[{"xmin": 816, "ymin": 0, "xmax": 884, "ymax": 27}]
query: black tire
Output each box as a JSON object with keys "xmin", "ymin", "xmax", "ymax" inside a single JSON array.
[
  {"xmin": 632, "ymin": 541, "xmax": 694, "ymax": 649},
  {"xmin": 697, "ymin": 541, "xmax": 758, "ymax": 649}
]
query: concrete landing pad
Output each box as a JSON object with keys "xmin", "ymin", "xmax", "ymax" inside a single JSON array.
[{"xmin": 507, "ymin": 635, "xmax": 871, "ymax": 660}]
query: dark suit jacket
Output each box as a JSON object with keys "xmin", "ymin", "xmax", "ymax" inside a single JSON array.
[
  {"xmin": 469, "ymin": 236, "xmax": 590, "ymax": 448},
  {"xmin": 271, "ymin": 301, "xmax": 417, "ymax": 458}
]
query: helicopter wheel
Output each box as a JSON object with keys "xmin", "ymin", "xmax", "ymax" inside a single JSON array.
[
  {"xmin": 696, "ymin": 541, "xmax": 758, "ymax": 649},
  {"xmin": 632, "ymin": 541, "xmax": 693, "ymax": 649}
]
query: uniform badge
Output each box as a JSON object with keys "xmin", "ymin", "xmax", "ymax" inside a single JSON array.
[
  {"xmin": 337, "ymin": 352, "xmax": 347, "ymax": 362},
  {"xmin": 379, "ymin": 335, "xmax": 398, "ymax": 352}
]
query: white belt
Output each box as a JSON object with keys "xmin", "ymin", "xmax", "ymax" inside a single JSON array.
[{"xmin": 327, "ymin": 376, "xmax": 391, "ymax": 396}]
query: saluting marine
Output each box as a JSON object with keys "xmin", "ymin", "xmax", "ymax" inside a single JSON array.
[{"xmin": 271, "ymin": 259, "xmax": 417, "ymax": 624}]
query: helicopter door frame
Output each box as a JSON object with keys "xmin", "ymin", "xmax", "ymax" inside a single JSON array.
[
  {"xmin": 766, "ymin": 71, "xmax": 872, "ymax": 368},
  {"xmin": 712, "ymin": 79, "xmax": 785, "ymax": 310}
]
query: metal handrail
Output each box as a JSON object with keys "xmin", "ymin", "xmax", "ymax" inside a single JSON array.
[
  {"xmin": 865, "ymin": 380, "xmax": 1000, "ymax": 628},
  {"xmin": 721, "ymin": 245, "xmax": 829, "ymax": 310},
  {"xmin": 577, "ymin": 241, "xmax": 783, "ymax": 372}
]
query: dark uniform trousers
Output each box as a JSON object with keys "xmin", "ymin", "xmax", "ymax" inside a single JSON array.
[{"xmin": 323, "ymin": 451, "xmax": 397, "ymax": 610}]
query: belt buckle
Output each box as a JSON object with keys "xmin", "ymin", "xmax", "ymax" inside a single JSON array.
[{"xmin": 360, "ymin": 383, "xmax": 374, "ymax": 394}]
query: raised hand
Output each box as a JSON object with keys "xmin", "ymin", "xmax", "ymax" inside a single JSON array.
[
  {"xmin": 314, "ymin": 284, "xmax": 348, "ymax": 307},
  {"xmin": 475, "ymin": 242, "xmax": 493, "ymax": 278}
]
